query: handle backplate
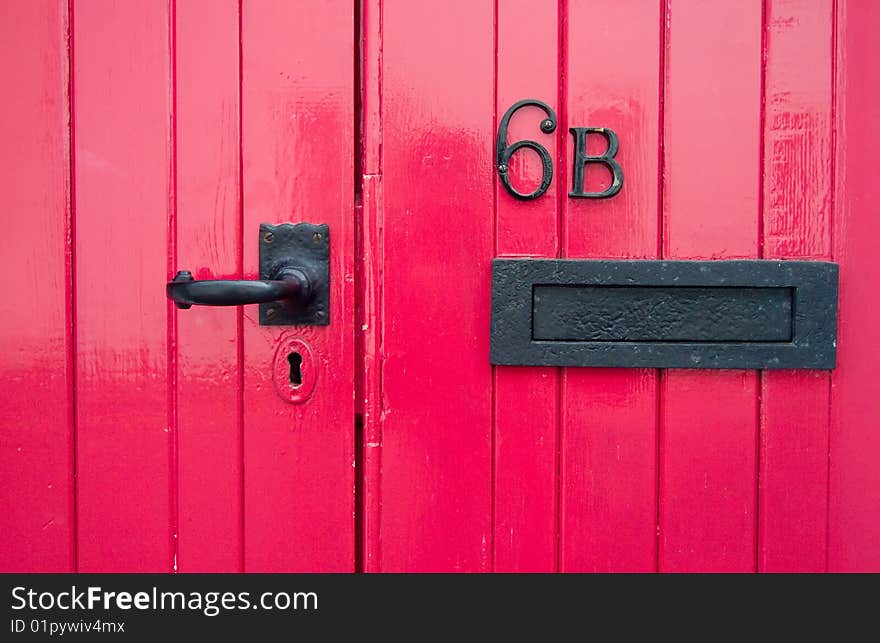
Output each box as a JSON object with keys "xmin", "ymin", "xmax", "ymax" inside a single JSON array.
[{"xmin": 258, "ymin": 222, "xmax": 330, "ymax": 326}]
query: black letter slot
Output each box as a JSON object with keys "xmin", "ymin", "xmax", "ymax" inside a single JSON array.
[
  {"xmin": 532, "ymin": 286, "xmax": 793, "ymax": 343},
  {"xmin": 491, "ymin": 259, "xmax": 838, "ymax": 369}
]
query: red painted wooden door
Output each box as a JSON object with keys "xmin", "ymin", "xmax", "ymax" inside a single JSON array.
[
  {"xmin": 360, "ymin": 0, "xmax": 879, "ymax": 572},
  {"xmin": 1, "ymin": 0, "xmax": 355, "ymax": 572},
  {"xmin": 2, "ymin": 0, "xmax": 879, "ymax": 574}
]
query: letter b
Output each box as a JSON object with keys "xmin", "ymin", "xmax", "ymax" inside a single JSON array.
[{"xmin": 569, "ymin": 127, "xmax": 623, "ymax": 198}]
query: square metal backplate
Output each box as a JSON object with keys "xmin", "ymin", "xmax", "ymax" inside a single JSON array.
[{"xmin": 259, "ymin": 222, "xmax": 330, "ymax": 326}]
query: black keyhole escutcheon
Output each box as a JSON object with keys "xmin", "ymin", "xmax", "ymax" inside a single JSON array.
[{"xmin": 287, "ymin": 352, "xmax": 303, "ymax": 387}]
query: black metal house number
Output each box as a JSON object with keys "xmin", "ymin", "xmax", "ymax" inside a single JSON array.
[{"xmin": 496, "ymin": 99, "xmax": 623, "ymax": 201}]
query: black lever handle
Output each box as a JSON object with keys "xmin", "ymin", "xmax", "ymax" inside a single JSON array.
[
  {"xmin": 168, "ymin": 222, "xmax": 330, "ymax": 326},
  {"xmin": 167, "ymin": 268, "xmax": 312, "ymax": 309}
]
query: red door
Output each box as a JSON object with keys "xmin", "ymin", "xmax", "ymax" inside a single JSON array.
[
  {"xmin": 1, "ymin": 0, "xmax": 356, "ymax": 572},
  {"xmin": 359, "ymin": 0, "xmax": 879, "ymax": 572},
  {"xmin": 2, "ymin": 0, "xmax": 878, "ymax": 573}
]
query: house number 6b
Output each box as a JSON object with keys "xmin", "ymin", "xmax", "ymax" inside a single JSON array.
[{"xmin": 495, "ymin": 98, "xmax": 624, "ymax": 201}]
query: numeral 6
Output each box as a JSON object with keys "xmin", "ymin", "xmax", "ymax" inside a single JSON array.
[{"xmin": 495, "ymin": 99, "xmax": 557, "ymax": 201}]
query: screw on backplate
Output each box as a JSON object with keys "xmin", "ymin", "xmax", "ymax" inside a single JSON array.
[
  {"xmin": 542, "ymin": 119, "xmax": 554, "ymax": 131},
  {"xmin": 313, "ymin": 232, "xmax": 323, "ymax": 243},
  {"xmin": 265, "ymin": 308, "xmax": 277, "ymax": 320},
  {"xmin": 263, "ymin": 231, "xmax": 274, "ymax": 243},
  {"xmin": 316, "ymin": 310, "xmax": 325, "ymax": 318},
  {"xmin": 498, "ymin": 164, "xmax": 508, "ymax": 173}
]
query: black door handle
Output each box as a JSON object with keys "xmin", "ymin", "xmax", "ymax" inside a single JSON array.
[
  {"xmin": 167, "ymin": 268, "xmax": 312, "ymax": 309},
  {"xmin": 166, "ymin": 222, "xmax": 330, "ymax": 326}
]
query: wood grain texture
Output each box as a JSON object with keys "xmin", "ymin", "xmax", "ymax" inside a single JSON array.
[
  {"xmin": 378, "ymin": 0, "xmax": 494, "ymax": 571},
  {"xmin": 759, "ymin": 0, "xmax": 833, "ymax": 573},
  {"xmin": 241, "ymin": 0, "xmax": 355, "ymax": 571},
  {"xmin": 175, "ymin": 0, "xmax": 243, "ymax": 572},
  {"xmin": 493, "ymin": 0, "xmax": 559, "ymax": 573},
  {"xmin": 659, "ymin": 0, "xmax": 762, "ymax": 572},
  {"xmin": 73, "ymin": 0, "xmax": 174, "ymax": 571},
  {"xmin": 560, "ymin": 0, "xmax": 660, "ymax": 573},
  {"xmin": 0, "ymin": 0, "xmax": 74, "ymax": 572},
  {"xmin": 828, "ymin": 0, "xmax": 880, "ymax": 572},
  {"xmin": 360, "ymin": 0, "xmax": 383, "ymax": 573},
  {"xmin": 360, "ymin": 173, "xmax": 383, "ymax": 572}
]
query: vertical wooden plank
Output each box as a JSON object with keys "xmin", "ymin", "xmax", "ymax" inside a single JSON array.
[
  {"xmin": 560, "ymin": 0, "xmax": 660, "ymax": 572},
  {"xmin": 659, "ymin": 0, "xmax": 762, "ymax": 572},
  {"xmin": 360, "ymin": 174, "xmax": 383, "ymax": 573},
  {"xmin": 74, "ymin": 0, "xmax": 173, "ymax": 571},
  {"xmin": 828, "ymin": 0, "xmax": 880, "ymax": 572},
  {"xmin": 0, "ymin": 0, "xmax": 74, "ymax": 572},
  {"xmin": 759, "ymin": 0, "xmax": 833, "ymax": 573},
  {"xmin": 762, "ymin": 1, "xmax": 832, "ymax": 260},
  {"xmin": 360, "ymin": 0, "xmax": 383, "ymax": 573},
  {"xmin": 379, "ymin": 0, "xmax": 494, "ymax": 571},
  {"xmin": 493, "ymin": 0, "xmax": 559, "ymax": 573},
  {"xmin": 241, "ymin": 0, "xmax": 355, "ymax": 571},
  {"xmin": 175, "ymin": 0, "xmax": 242, "ymax": 572}
]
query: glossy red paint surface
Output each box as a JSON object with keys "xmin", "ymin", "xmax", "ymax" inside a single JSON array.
[
  {"xmin": 561, "ymin": 0, "xmax": 660, "ymax": 573},
  {"xmin": 1, "ymin": 0, "xmax": 878, "ymax": 572},
  {"xmin": 494, "ymin": 0, "xmax": 559, "ymax": 573},
  {"xmin": 759, "ymin": 0, "xmax": 834, "ymax": 573},
  {"xmin": 73, "ymin": 0, "xmax": 174, "ymax": 571},
  {"xmin": 659, "ymin": 0, "xmax": 762, "ymax": 573},
  {"xmin": 1, "ymin": 0, "xmax": 354, "ymax": 573},
  {"xmin": 0, "ymin": 0, "xmax": 73, "ymax": 572},
  {"xmin": 240, "ymin": 0, "xmax": 355, "ymax": 572},
  {"xmin": 828, "ymin": 0, "xmax": 880, "ymax": 572},
  {"xmin": 359, "ymin": 0, "xmax": 383, "ymax": 573},
  {"xmin": 176, "ymin": 0, "xmax": 243, "ymax": 573},
  {"xmin": 379, "ymin": 0, "xmax": 496, "ymax": 572},
  {"xmin": 365, "ymin": 0, "xmax": 878, "ymax": 572}
]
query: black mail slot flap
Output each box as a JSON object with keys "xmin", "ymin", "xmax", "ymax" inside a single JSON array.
[
  {"xmin": 532, "ymin": 285, "xmax": 793, "ymax": 342},
  {"xmin": 491, "ymin": 259, "xmax": 838, "ymax": 369}
]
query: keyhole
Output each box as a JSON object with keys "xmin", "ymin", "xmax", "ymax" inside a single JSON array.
[{"xmin": 287, "ymin": 352, "xmax": 303, "ymax": 387}]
